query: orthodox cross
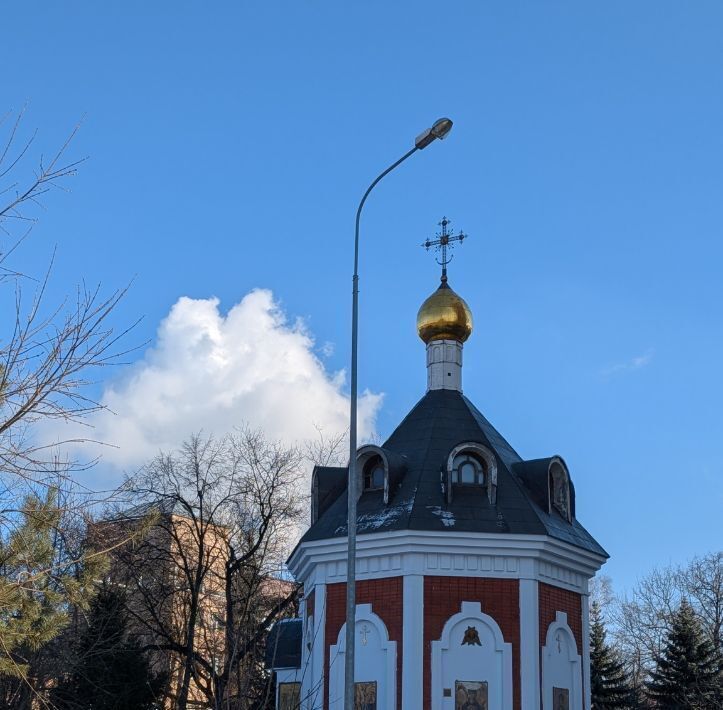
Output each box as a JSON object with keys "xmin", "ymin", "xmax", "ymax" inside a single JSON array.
[
  {"xmin": 360, "ymin": 624, "xmax": 369, "ymax": 646},
  {"xmin": 421, "ymin": 216, "xmax": 467, "ymax": 284}
]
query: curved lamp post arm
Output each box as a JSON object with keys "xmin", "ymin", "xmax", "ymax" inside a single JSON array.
[
  {"xmin": 352, "ymin": 146, "xmax": 419, "ymax": 276},
  {"xmin": 344, "ymin": 117, "xmax": 453, "ymax": 710}
]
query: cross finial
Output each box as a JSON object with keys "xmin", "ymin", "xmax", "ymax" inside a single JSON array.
[{"xmin": 421, "ymin": 216, "xmax": 467, "ymax": 284}]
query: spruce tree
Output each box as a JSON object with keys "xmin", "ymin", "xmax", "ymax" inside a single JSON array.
[
  {"xmin": 646, "ymin": 599, "xmax": 721, "ymax": 709},
  {"xmin": 51, "ymin": 586, "xmax": 167, "ymax": 710},
  {"xmin": 590, "ymin": 602, "xmax": 636, "ymax": 709}
]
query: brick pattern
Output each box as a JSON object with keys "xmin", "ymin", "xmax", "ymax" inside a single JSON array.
[
  {"xmin": 324, "ymin": 577, "xmax": 403, "ymax": 710},
  {"xmin": 538, "ymin": 582, "xmax": 582, "ymax": 650},
  {"xmin": 538, "ymin": 582, "xmax": 583, "ymax": 703},
  {"xmin": 423, "ymin": 577, "xmax": 521, "ymax": 710}
]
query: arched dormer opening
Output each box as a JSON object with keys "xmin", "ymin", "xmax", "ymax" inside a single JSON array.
[
  {"xmin": 363, "ymin": 455, "xmax": 385, "ymax": 492},
  {"xmin": 355, "ymin": 445, "xmax": 407, "ymax": 505},
  {"xmin": 549, "ymin": 458, "xmax": 572, "ymax": 522},
  {"xmin": 445, "ymin": 443, "xmax": 497, "ymax": 505}
]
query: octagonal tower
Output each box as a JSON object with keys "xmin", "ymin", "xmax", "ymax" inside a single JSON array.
[{"xmin": 272, "ymin": 248, "xmax": 607, "ymax": 710}]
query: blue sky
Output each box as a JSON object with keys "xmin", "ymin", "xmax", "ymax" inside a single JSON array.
[{"xmin": 3, "ymin": 2, "xmax": 722, "ymax": 594}]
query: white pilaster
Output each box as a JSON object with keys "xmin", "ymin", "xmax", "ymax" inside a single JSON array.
[
  {"xmin": 426, "ymin": 339, "xmax": 463, "ymax": 391},
  {"xmin": 519, "ymin": 578, "xmax": 541, "ymax": 710},
  {"xmin": 402, "ymin": 574, "xmax": 424, "ymax": 708},
  {"xmin": 299, "ymin": 597, "xmax": 311, "ymax": 708},
  {"xmin": 309, "ymin": 583, "xmax": 326, "ymax": 710},
  {"xmin": 582, "ymin": 593, "xmax": 591, "ymax": 710}
]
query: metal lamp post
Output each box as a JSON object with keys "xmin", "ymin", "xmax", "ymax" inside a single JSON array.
[{"xmin": 344, "ymin": 117, "xmax": 453, "ymax": 710}]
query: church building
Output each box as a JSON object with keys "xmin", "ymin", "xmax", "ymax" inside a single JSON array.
[{"xmin": 268, "ymin": 226, "xmax": 608, "ymax": 710}]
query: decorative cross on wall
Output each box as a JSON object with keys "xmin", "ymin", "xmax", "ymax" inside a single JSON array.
[
  {"xmin": 421, "ymin": 216, "xmax": 468, "ymax": 284},
  {"xmin": 360, "ymin": 624, "xmax": 369, "ymax": 646}
]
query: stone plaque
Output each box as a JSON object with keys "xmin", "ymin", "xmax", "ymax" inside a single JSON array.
[
  {"xmin": 354, "ymin": 681, "xmax": 377, "ymax": 709},
  {"xmin": 278, "ymin": 682, "xmax": 301, "ymax": 710},
  {"xmin": 455, "ymin": 680, "xmax": 488, "ymax": 709},
  {"xmin": 553, "ymin": 686, "xmax": 570, "ymax": 710}
]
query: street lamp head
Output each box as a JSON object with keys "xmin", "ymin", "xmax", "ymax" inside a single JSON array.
[
  {"xmin": 431, "ymin": 117, "xmax": 453, "ymax": 140},
  {"xmin": 415, "ymin": 117, "xmax": 454, "ymax": 149}
]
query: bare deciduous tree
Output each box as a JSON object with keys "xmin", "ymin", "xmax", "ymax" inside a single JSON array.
[
  {"xmin": 609, "ymin": 550, "xmax": 723, "ymax": 689},
  {"xmin": 302, "ymin": 423, "xmax": 347, "ymax": 469},
  {"xmin": 105, "ymin": 428, "xmax": 304, "ymax": 710},
  {"xmin": 0, "ymin": 106, "xmax": 137, "ymax": 486},
  {"xmin": 0, "ymin": 106, "xmax": 136, "ymax": 703},
  {"xmin": 677, "ymin": 551, "xmax": 723, "ymax": 651}
]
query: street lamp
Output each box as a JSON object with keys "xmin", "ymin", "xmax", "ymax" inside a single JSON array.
[{"xmin": 344, "ymin": 117, "xmax": 454, "ymax": 710}]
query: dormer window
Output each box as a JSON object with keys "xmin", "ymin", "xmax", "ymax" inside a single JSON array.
[
  {"xmin": 549, "ymin": 460, "xmax": 572, "ymax": 522},
  {"xmin": 363, "ymin": 455, "xmax": 385, "ymax": 491},
  {"xmin": 445, "ymin": 443, "xmax": 498, "ymax": 505},
  {"xmin": 356, "ymin": 445, "xmax": 406, "ymax": 504},
  {"xmin": 451, "ymin": 452, "xmax": 485, "ymax": 485}
]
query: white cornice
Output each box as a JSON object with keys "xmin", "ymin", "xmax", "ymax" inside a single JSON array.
[{"xmin": 288, "ymin": 529, "xmax": 606, "ymax": 593}]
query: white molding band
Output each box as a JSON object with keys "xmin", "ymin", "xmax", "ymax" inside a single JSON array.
[{"xmin": 289, "ymin": 529, "xmax": 606, "ymax": 591}]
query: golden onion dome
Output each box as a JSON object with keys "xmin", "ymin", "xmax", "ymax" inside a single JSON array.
[{"xmin": 416, "ymin": 280, "xmax": 473, "ymax": 344}]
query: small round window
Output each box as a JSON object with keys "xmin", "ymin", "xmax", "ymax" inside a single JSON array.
[
  {"xmin": 451, "ymin": 452, "xmax": 485, "ymax": 485},
  {"xmin": 363, "ymin": 456, "xmax": 385, "ymax": 491}
]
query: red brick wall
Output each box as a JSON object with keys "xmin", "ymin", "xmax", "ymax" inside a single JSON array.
[
  {"xmin": 324, "ymin": 577, "xmax": 403, "ymax": 710},
  {"xmin": 538, "ymin": 582, "xmax": 582, "ymax": 650},
  {"xmin": 423, "ymin": 577, "xmax": 521, "ymax": 710},
  {"xmin": 538, "ymin": 582, "xmax": 583, "ymax": 703}
]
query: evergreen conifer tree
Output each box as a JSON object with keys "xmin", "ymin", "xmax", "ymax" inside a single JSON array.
[
  {"xmin": 0, "ymin": 489, "xmax": 105, "ymax": 680},
  {"xmin": 51, "ymin": 586, "xmax": 167, "ymax": 710},
  {"xmin": 590, "ymin": 601, "xmax": 636, "ymax": 709},
  {"xmin": 646, "ymin": 599, "xmax": 721, "ymax": 709}
]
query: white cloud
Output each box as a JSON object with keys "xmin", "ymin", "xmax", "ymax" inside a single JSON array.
[
  {"xmin": 601, "ymin": 349, "xmax": 654, "ymax": 377},
  {"xmin": 49, "ymin": 289, "xmax": 382, "ymax": 475}
]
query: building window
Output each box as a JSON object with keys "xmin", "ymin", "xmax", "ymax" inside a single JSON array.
[
  {"xmin": 451, "ymin": 452, "xmax": 485, "ymax": 485},
  {"xmin": 363, "ymin": 455, "xmax": 385, "ymax": 491}
]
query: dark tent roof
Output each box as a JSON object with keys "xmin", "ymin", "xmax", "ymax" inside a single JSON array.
[
  {"xmin": 312, "ymin": 466, "xmax": 347, "ymax": 523},
  {"xmin": 265, "ymin": 618, "xmax": 302, "ymax": 669},
  {"xmin": 298, "ymin": 389, "xmax": 606, "ymax": 558}
]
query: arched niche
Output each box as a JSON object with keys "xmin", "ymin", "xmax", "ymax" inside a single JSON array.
[
  {"xmin": 542, "ymin": 611, "xmax": 582, "ymax": 710},
  {"xmin": 328, "ymin": 604, "xmax": 396, "ymax": 710},
  {"xmin": 431, "ymin": 601, "xmax": 512, "ymax": 710}
]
